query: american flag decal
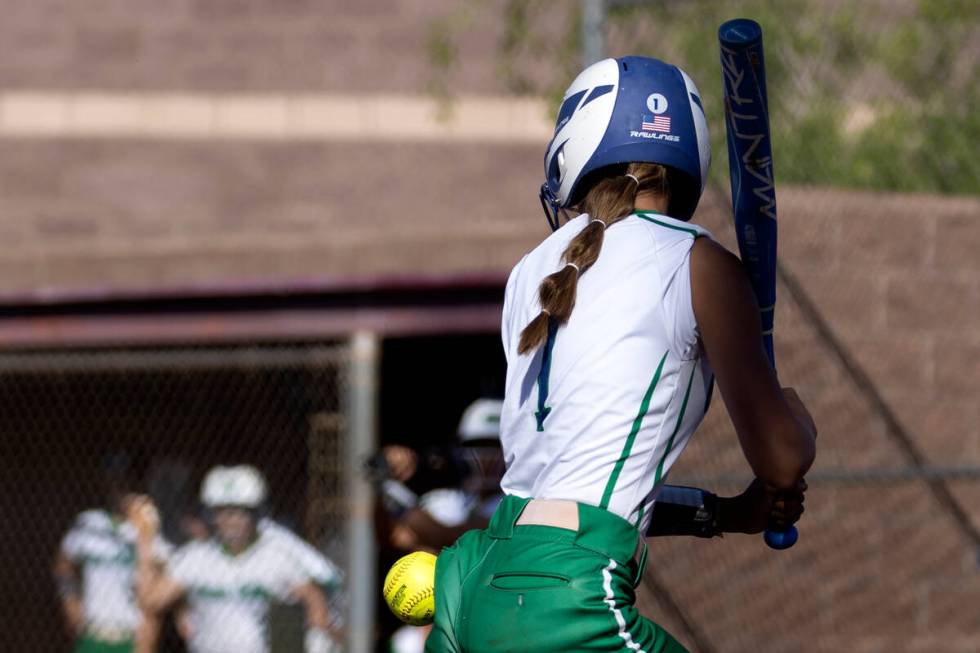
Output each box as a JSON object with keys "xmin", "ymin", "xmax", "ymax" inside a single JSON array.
[{"xmin": 641, "ymin": 114, "xmax": 671, "ymax": 133}]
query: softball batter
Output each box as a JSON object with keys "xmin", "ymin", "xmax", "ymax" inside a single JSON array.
[{"xmin": 425, "ymin": 56, "xmax": 816, "ymax": 652}]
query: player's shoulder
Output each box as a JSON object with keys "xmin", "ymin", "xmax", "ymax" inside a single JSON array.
[
  {"xmin": 257, "ymin": 519, "xmax": 307, "ymax": 554},
  {"xmin": 171, "ymin": 539, "xmax": 215, "ymax": 565},
  {"xmin": 630, "ymin": 211, "xmax": 712, "ymax": 245},
  {"xmin": 688, "ymin": 236, "xmax": 760, "ymax": 323},
  {"xmin": 512, "ymin": 214, "xmax": 588, "ymax": 278},
  {"xmin": 690, "ymin": 235, "xmax": 743, "ymax": 277},
  {"xmin": 167, "ymin": 539, "xmax": 219, "ymax": 586},
  {"xmin": 255, "ymin": 524, "xmax": 304, "ymax": 558},
  {"xmin": 258, "ymin": 521, "xmax": 342, "ymax": 584}
]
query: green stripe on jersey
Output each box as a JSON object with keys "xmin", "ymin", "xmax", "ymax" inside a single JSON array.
[
  {"xmin": 652, "ymin": 363, "xmax": 698, "ymax": 487},
  {"xmin": 599, "ymin": 350, "xmax": 669, "ymax": 510},
  {"xmin": 635, "ymin": 212, "xmax": 700, "ymax": 238}
]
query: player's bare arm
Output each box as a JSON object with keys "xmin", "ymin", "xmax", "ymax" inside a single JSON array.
[
  {"xmin": 645, "ymin": 479, "xmax": 806, "ymax": 538},
  {"xmin": 127, "ymin": 495, "xmax": 186, "ymax": 613},
  {"xmin": 690, "ymin": 236, "xmax": 817, "ymax": 489},
  {"xmin": 52, "ymin": 552, "xmax": 83, "ymax": 637},
  {"xmin": 133, "ymin": 612, "xmax": 164, "ymax": 653},
  {"xmin": 292, "ymin": 580, "xmax": 342, "ymax": 651}
]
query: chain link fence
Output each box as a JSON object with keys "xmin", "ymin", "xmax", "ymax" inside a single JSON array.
[{"xmin": 0, "ymin": 344, "xmax": 354, "ymax": 652}]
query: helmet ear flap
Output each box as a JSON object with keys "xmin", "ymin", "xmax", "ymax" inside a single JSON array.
[{"xmin": 547, "ymin": 141, "xmax": 568, "ymax": 190}]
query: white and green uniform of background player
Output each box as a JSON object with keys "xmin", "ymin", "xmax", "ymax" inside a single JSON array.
[
  {"xmin": 169, "ymin": 466, "xmax": 340, "ymax": 653},
  {"xmin": 60, "ymin": 510, "xmax": 171, "ymax": 652},
  {"xmin": 427, "ymin": 54, "xmax": 715, "ymax": 652},
  {"xmin": 168, "ymin": 531, "xmax": 313, "ymax": 653}
]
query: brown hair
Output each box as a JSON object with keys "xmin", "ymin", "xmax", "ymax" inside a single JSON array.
[{"xmin": 517, "ymin": 162, "xmax": 670, "ymax": 355}]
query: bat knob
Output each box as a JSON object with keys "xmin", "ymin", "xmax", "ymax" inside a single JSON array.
[{"xmin": 764, "ymin": 526, "xmax": 798, "ymax": 550}]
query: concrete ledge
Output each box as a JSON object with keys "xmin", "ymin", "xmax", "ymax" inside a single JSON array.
[{"xmin": 0, "ymin": 91, "xmax": 554, "ymax": 143}]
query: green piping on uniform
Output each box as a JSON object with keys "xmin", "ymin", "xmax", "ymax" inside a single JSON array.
[
  {"xmin": 635, "ymin": 212, "xmax": 700, "ymax": 238},
  {"xmin": 652, "ymin": 363, "xmax": 698, "ymax": 488},
  {"xmin": 599, "ymin": 350, "xmax": 669, "ymax": 510}
]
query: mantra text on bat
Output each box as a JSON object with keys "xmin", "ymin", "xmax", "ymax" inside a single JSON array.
[{"xmin": 720, "ymin": 45, "xmax": 777, "ymax": 221}]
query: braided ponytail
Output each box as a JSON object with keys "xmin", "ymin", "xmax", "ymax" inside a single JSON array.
[{"xmin": 518, "ymin": 162, "xmax": 670, "ymax": 355}]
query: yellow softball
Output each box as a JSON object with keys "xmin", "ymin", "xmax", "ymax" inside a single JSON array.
[{"xmin": 383, "ymin": 551, "xmax": 437, "ymax": 626}]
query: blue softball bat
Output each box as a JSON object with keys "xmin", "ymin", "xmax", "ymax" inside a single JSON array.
[{"xmin": 719, "ymin": 19, "xmax": 797, "ymax": 551}]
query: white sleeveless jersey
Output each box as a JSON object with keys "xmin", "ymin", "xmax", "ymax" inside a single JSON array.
[
  {"xmin": 500, "ymin": 212, "xmax": 714, "ymax": 532},
  {"xmin": 60, "ymin": 509, "xmax": 172, "ymax": 633}
]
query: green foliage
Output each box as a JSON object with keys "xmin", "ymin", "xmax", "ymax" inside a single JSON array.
[
  {"xmin": 426, "ymin": 0, "xmax": 979, "ymax": 195},
  {"xmin": 495, "ymin": 1, "xmax": 582, "ymax": 101},
  {"xmin": 601, "ymin": 0, "xmax": 978, "ymax": 195}
]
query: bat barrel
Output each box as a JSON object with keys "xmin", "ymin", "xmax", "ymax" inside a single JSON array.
[
  {"xmin": 719, "ymin": 18, "xmax": 768, "ymax": 103},
  {"xmin": 719, "ymin": 18, "xmax": 763, "ymax": 48}
]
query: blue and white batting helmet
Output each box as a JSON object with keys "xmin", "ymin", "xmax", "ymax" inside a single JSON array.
[{"xmin": 540, "ymin": 56, "xmax": 711, "ymax": 228}]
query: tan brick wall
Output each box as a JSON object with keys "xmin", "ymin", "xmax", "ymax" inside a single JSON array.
[
  {"xmin": 652, "ymin": 187, "xmax": 980, "ymax": 652},
  {"xmin": 769, "ymin": 189, "xmax": 980, "ymax": 465},
  {"xmin": 0, "ymin": 138, "xmax": 546, "ymax": 290},
  {"xmin": 0, "ymin": 0, "xmax": 516, "ymax": 93}
]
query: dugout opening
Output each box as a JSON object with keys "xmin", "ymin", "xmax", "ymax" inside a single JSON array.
[{"xmin": 379, "ymin": 333, "xmax": 507, "ymax": 450}]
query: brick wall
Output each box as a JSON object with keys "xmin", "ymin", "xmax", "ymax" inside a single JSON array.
[
  {"xmin": 647, "ymin": 186, "xmax": 980, "ymax": 652},
  {"xmin": 0, "ymin": 0, "xmax": 514, "ymax": 93},
  {"xmin": 0, "ymin": 138, "xmax": 544, "ymax": 291},
  {"xmin": 775, "ymin": 189, "xmax": 980, "ymax": 468}
]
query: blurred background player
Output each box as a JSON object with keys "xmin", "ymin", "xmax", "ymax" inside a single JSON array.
[
  {"xmin": 425, "ymin": 55, "xmax": 816, "ymax": 652},
  {"xmin": 52, "ymin": 454, "xmax": 171, "ymax": 653},
  {"xmin": 175, "ymin": 489, "xmax": 346, "ymax": 635},
  {"xmin": 455, "ymin": 399, "xmax": 507, "ymax": 523},
  {"xmin": 130, "ymin": 465, "xmax": 341, "ymax": 653},
  {"xmin": 371, "ymin": 399, "xmax": 505, "ymax": 653},
  {"xmin": 372, "ymin": 399, "xmax": 505, "ymax": 555}
]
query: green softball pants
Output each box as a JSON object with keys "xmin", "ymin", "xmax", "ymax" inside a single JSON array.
[
  {"xmin": 425, "ymin": 495, "xmax": 687, "ymax": 653},
  {"xmin": 72, "ymin": 634, "xmax": 134, "ymax": 653}
]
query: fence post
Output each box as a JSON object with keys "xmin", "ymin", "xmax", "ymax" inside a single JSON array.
[
  {"xmin": 581, "ymin": 0, "xmax": 605, "ymax": 67},
  {"xmin": 346, "ymin": 331, "xmax": 380, "ymax": 651}
]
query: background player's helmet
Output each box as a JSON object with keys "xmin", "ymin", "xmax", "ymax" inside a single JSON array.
[
  {"xmin": 540, "ymin": 56, "xmax": 711, "ymax": 229},
  {"xmin": 457, "ymin": 399, "xmax": 504, "ymax": 496},
  {"xmin": 457, "ymin": 399, "xmax": 502, "ymax": 444},
  {"xmin": 201, "ymin": 465, "xmax": 267, "ymax": 508}
]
